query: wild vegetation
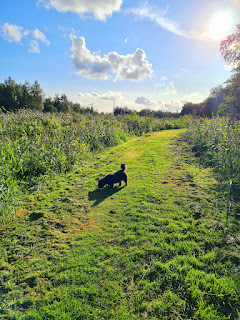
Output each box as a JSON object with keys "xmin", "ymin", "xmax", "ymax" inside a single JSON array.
[
  {"xmin": 0, "ymin": 130, "xmax": 239, "ymax": 319},
  {"xmin": 0, "ymin": 109, "xmax": 188, "ymax": 221},
  {"xmin": 186, "ymin": 117, "xmax": 240, "ymax": 215}
]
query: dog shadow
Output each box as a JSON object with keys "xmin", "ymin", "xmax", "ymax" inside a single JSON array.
[{"xmin": 88, "ymin": 186, "xmax": 124, "ymax": 207}]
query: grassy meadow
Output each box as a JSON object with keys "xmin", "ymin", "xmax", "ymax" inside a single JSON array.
[
  {"xmin": 0, "ymin": 112, "xmax": 239, "ymax": 319},
  {"xmin": 0, "ymin": 110, "xmax": 187, "ymax": 222}
]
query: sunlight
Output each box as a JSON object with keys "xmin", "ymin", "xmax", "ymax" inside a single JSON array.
[{"xmin": 207, "ymin": 11, "xmax": 234, "ymax": 40}]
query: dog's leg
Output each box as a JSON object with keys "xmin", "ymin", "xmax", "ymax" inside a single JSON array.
[{"xmin": 119, "ymin": 181, "xmax": 122, "ymax": 186}]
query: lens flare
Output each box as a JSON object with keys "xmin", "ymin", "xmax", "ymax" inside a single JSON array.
[{"xmin": 208, "ymin": 11, "xmax": 234, "ymax": 40}]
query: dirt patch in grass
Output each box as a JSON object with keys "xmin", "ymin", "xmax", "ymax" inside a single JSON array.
[{"xmin": 124, "ymin": 151, "xmax": 139, "ymax": 159}]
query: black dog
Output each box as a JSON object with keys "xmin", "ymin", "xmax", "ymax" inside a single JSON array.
[{"xmin": 98, "ymin": 163, "xmax": 128, "ymax": 189}]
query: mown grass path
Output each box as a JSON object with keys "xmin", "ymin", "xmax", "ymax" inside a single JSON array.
[{"xmin": 0, "ymin": 130, "xmax": 239, "ymax": 319}]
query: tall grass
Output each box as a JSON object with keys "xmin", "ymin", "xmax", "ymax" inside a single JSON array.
[
  {"xmin": 186, "ymin": 117, "xmax": 240, "ymax": 212},
  {"xmin": 0, "ymin": 110, "xmax": 188, "ymax": 221}
]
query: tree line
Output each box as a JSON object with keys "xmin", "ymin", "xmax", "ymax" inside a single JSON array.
[{"xmin": 0, "ymin": 77, "xmax": 96, "ymax": 114}]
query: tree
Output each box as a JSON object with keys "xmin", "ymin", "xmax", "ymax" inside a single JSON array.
[
  {"xmin": 0, "ymin": 77, "xmax": 22, "ymax": 111},
  {"xmin": 19, "ymin": 82, "xmax": 31, "ymax": 109},
  {"xmin": 44, "ymin": 98, "xmax": 56, "ymax": 112},
  {"xmin": 220, "ymin": 24, "xmax": 240, "ymax": 66},
  {"xmin": 220, "ymin": 25, "xmax": 240, "ymax": 113},
  {"xmin": 28, "ymin": 81, "xmax": 44, "ymax": 111},
  {"xmin": 53, "ymin": 94, "xmax": 71, "ymax": 112},
  {"xmin": 180, "ymin": 102, "xmax": 204, "ymax": 117},
  {"xmin": 0, "ymin": 78, "xmax": 44, "ymax": 112},
  {"xmin": 204, "ymin": 86, "xmax": 225, "ymax": 118},
  {"xmin": 138, "ymin": 109, "xmax": 153, "ymax": 117},
  {"xmin": 59, "ymin": 94, "xmax": 70, "ymax": 112},
  {"xmin": 113, "ymin": 106, "xmax": 133, "ymax": 116},
  {"xmin": 217, "ymin": 102, "xmax": 234, "ymax": 116},
  {"xmin": 222, "ymin": 67, "xmax": 240, "ymax": 112}
]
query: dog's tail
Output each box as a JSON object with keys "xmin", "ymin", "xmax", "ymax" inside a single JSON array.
[{"xmin": 121, "ymin": 163, "xmax": 126, "ymax": 171}]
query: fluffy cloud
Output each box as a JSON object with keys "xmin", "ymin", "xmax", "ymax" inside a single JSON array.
[
  {"xmin": 38, "ymin": 0, "xmax": 122, "ymax": 21},
  {"xmin": 95, "ymin": 91, "xmax": 123, "ymax": 100},
  {"xmin": 70, "ymin": 35, "xmax": 153, "ymax": 81},
  {"xmin": 1, "ymin": 23, "xmax": 50, "ymax": 53},
  {"xmin": 1, "ymin": 23, "xmax": 25, "ymax": 42},
  {"xmin": 134, "ymin": 96, "xmax": 183, "ymax": 112},
  {"xmin": 32, "ymin": 29, "xmax": 50, "ymax": 45},
  {"xmin": 160, "ymin": 101, "xmax": 182, "ymax": 112},
  {"xmin": 135, "ymin": 96, "xmax": 156, "ymax": 107}
]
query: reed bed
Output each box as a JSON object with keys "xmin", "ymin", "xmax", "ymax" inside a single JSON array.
[{"xmin": 186, "ymin": 117, "xmax": 240, "ymax": 212}]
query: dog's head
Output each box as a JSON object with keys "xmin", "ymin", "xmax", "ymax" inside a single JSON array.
[
  {"xmin": 121, "ymin": 163, "xmax": 126, "ymax": 171},
  {"xmin": 98, "ymin": 179, "xmax": 105, "ymax": 189}
]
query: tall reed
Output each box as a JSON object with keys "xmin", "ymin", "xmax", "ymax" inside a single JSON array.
[{"xmin": 186, "ymin": 117, "xmax": 240, "ymax": 212}]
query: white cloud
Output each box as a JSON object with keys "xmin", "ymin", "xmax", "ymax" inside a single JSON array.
[
  {"xmin": 160, "ymin": 76, "xmax": 168, "ymax": 81},
  {"xmin": 78, "ymin": 91, "xmax": 123, "ymax": 101},
  {"xmin": 135, "ymin": 96, "xmax": 156, "ymax": 107},
  {"xmin": 32, "ymin": 29, "xmax": 50, "ymax": 45},
  {"xmin": 70, "ymin": 34, "xmax": 153, "ymax": 81},
  {"xmin": 29, "ymin": 40, "xmax": 40, "ymax": 53},
  {"xmin": 180, "ymin": 68, "xmax": 190, "ymax": 72},
  {"xmin": 162, "ymin": 81, "xmax": 177, "ymax": 95},
  {"xmin": 124, "ymin": 37, "xmax": 128, "ymax": 43},
  {"xmin": 1, "ymin": 23, "xmax": 25, "ymax": 42},
  {"xmin": 38, "ymin": 0, "xmax": 122, "ymax": 21},
  {"xmin": 75, "ymin": 91, "xmax": 184, "ymax": 113},
  {"xmin": 1, "ymin": 23, "xmax": 50, "ymax": 53},
  {"xmin": 154, "ymin": 81, "xmax": 176, "ymax": 94},
  {"xmin": 182, "ymin": 92, "xmax": 203, "ymax": 102},
  {"xmin": 98, "ymin": 91, "xmax": 123, "ymax": 100},
  {"xmin": 160, "ymin": 101, "xmax": 182, "ymax": 112},
  {"xmin": 126, "ymin": 4, "xmax": 233, "ymax": 42},
  {"xmin": 127, "ymin": 5, "xmax": 191, "ymax": 38},
  {"xmin": 134, "ymin": 96, "xmax": 182, "ymax": 112}
]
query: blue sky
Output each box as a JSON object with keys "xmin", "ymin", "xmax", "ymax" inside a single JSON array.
[{"xmin": 1, "ymin": 0, "xmax": 239, "ymax": 112}]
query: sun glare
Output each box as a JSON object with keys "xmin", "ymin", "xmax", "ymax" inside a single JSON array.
[{"xmin": 207, "ymin": 11, "xmax": 234, "ymax": 40}]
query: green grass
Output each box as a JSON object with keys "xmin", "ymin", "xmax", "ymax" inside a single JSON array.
[{"xmin": 0, "ymin": 129, "xmax": 239, "ymax": 319}]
